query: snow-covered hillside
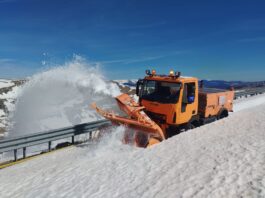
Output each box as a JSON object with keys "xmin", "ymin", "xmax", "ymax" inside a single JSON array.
[
  {"xmin": 112, "ymin": 79, "xmax": 137, "ymax": 95},
  {"xmin": 0, "ymin": 79, "xmax": 14, "ymax": 89},
  {"xmin": 0, "ymin": 94, "xmax": 265, "ymax": 198},
  {"xmin": 0, "ymin": 79, "xmax": 22, "ymax": 137}
]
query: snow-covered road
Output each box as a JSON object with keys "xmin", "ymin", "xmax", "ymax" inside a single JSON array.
[{"xmin": 0, "ymin": 94, "xmax": 265, "ymax": 198}]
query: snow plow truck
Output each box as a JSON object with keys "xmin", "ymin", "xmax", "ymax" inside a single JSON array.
[{"xmin": 91, "ymin": 70, "xmax": 234, "ymax": 147}]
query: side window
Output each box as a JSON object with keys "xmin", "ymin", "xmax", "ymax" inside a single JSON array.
[
  {"xmin": 182, "ymin": 83, "xmax": 196, "ymax": 112},
  {"xmin": 187, "ymin": 83, "xmax": 195, "ymax": 100}
]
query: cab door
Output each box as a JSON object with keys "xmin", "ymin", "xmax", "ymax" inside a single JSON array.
[{"xmin": 177, "ymin": 82, "xmax": 198, "ymax": 124}]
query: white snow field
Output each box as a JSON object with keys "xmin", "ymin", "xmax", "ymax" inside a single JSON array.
[
  {"xmin": 0, "ymin": 79, "xmax": 14, "ymax": 89},
  {"xmin": 234, "ymin": 93, "xmax": 265, "ymax": 112},
  {"xmin": 0, "ymin": 95, "xmax": 265, "ymax": 198}
]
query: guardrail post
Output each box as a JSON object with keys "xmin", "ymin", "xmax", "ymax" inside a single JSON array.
[
  {"xmin": 89, "ymin": 131, "xmax": 92, "ymax": 140},
  {"xmin": 23, "ymin": 147, "xmax": 26, "ymax": 159},
  {"xmin": 72, "ymin": 136, "xmax": 75, "ymax": 144},
  {"xmin": 14, "ymin": 149, "xmax": 17, "ymax": 161},
  {"xmin": 48, "ymin": 141, "xmax": 51, "ymax": 151}
]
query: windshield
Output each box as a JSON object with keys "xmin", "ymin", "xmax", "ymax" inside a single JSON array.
[{"xmin": 141, "ymin": 80, "xmax": 181, "ymax": 103}]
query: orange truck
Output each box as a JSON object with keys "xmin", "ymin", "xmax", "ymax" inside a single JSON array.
[{"xmin": 92, "ymin": 70, "xmax": 234, "ymax": 147}]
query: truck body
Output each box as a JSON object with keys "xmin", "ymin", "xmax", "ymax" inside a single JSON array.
[
  {"xmin": 92, "ymin": 70, "xmax": 235, "ymax": 147},
  {"xmin": 198, "ymin": 88, "xmax": 234, "ymax": 120},
  {"xmin": 137, "ymin": 72, "xmax": 234, "ymax": 137}
]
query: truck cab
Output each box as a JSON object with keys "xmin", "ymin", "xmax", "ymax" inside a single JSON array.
[
  {"xmin": 92, "ymin": 69, "xmax": 234, "ymax": 146},
  {"xmin": 136, "ymin": 70, "xmax": 199, "ymax": 135},
  {"xmin": 136, "ymin": 70, "xmax": 234, "ymax": 138}
]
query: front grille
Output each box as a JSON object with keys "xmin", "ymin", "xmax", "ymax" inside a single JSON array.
[{"xmin": 145, "ymin": 111, "xmax": 166, "ymax": 124}]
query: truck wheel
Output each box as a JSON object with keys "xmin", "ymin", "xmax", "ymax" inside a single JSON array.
[
  {"xmin": 218, "ymin": 109, "xmax": 228, "ymax": 120},
  {"xmin": 134, "ymin": 131, "xmax": 149, "ymax": 148},
  {"xmin": 185, "ymin": 123, "xmax": 195, "ymax": 131}
]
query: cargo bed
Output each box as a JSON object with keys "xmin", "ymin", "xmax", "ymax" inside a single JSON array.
[{"xmin": 198, "ymin": 88, "xmax": 234, "ymax": 118}]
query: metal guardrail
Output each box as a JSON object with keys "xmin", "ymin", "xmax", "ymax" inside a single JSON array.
[
  {"xmin": 0, "ymin": 120, "xmax": 111, "ymax": 162},
  {"xmin": 234, "ymin": 87, "xmax": 265, "ymax": 99}
]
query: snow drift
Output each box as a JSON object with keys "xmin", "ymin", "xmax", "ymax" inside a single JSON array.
[{"xmin": 9, "ymin": 56, "xmax": 120, "ymax": 136}]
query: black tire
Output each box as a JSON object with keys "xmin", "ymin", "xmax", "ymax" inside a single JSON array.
[
  {"xmin": 134, "ymin": 131, "xmax": 149, "ymax": 148},
  {"xmin": 218, "ymin": 109, "xmax": 228, "ymax": 120},
  {"xmin": 185, "ymin": 123, "xmax": 195, "ymax": 131}
]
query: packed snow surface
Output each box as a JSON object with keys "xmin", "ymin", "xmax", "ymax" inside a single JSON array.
[
  {"xmin": 0, "ymin": 94, "xmax": 265, "ymax": 198},
  {"xmin": 234, "ymin": 93, "xmax": 265, "ymax": 112}
]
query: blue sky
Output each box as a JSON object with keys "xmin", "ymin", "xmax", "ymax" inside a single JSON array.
[{"xmin": 0, "ymin": 0, "xmax": 265, "ymax": 81}]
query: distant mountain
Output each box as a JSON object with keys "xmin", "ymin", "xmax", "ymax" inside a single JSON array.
[
  {"xmin": 112, "ymin": 80, "xmax": 137, "ymax": 95},
  {"xmin": 201, "ymin": 80, "xmax": 265, "ymax": 89},
  {"xmin": 114, "ymin": 79, "xmax": 265, "ymax": 92}
]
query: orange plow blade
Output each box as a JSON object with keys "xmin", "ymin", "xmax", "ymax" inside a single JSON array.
[{"xmin": 91, "ymin": 93, "xmax": 165, "ymax": 147}]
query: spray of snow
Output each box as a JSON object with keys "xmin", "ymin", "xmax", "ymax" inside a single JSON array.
[
  {"xmin": 82, "ymin": 126, "xmax": 137, "ymax": 159},
  {"xmin": 9, "ymin": 56, "xmax": 120, "ymax": 137}
]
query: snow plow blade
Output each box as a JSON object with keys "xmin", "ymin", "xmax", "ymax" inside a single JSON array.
[{"xmin": 91, "ymin": 93, "xmax": 165, "ymax": 147}]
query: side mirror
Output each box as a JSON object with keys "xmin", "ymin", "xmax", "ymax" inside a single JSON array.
[
  {"xmin": 136, "ymin": 79, "xmax": 143, "ymax": 96},
  {"xmin": 187, "ymin": 96, "xmax": 195, "ymax": 104}
]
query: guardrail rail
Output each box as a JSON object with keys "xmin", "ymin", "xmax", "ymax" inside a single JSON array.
[
  {"xmin": 0, "ymin": 120, "xmax": 111, "ymax": 162},
  {"xmin": 234, "ymin": 87, "xmax": 265, "ymax": 99}
]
